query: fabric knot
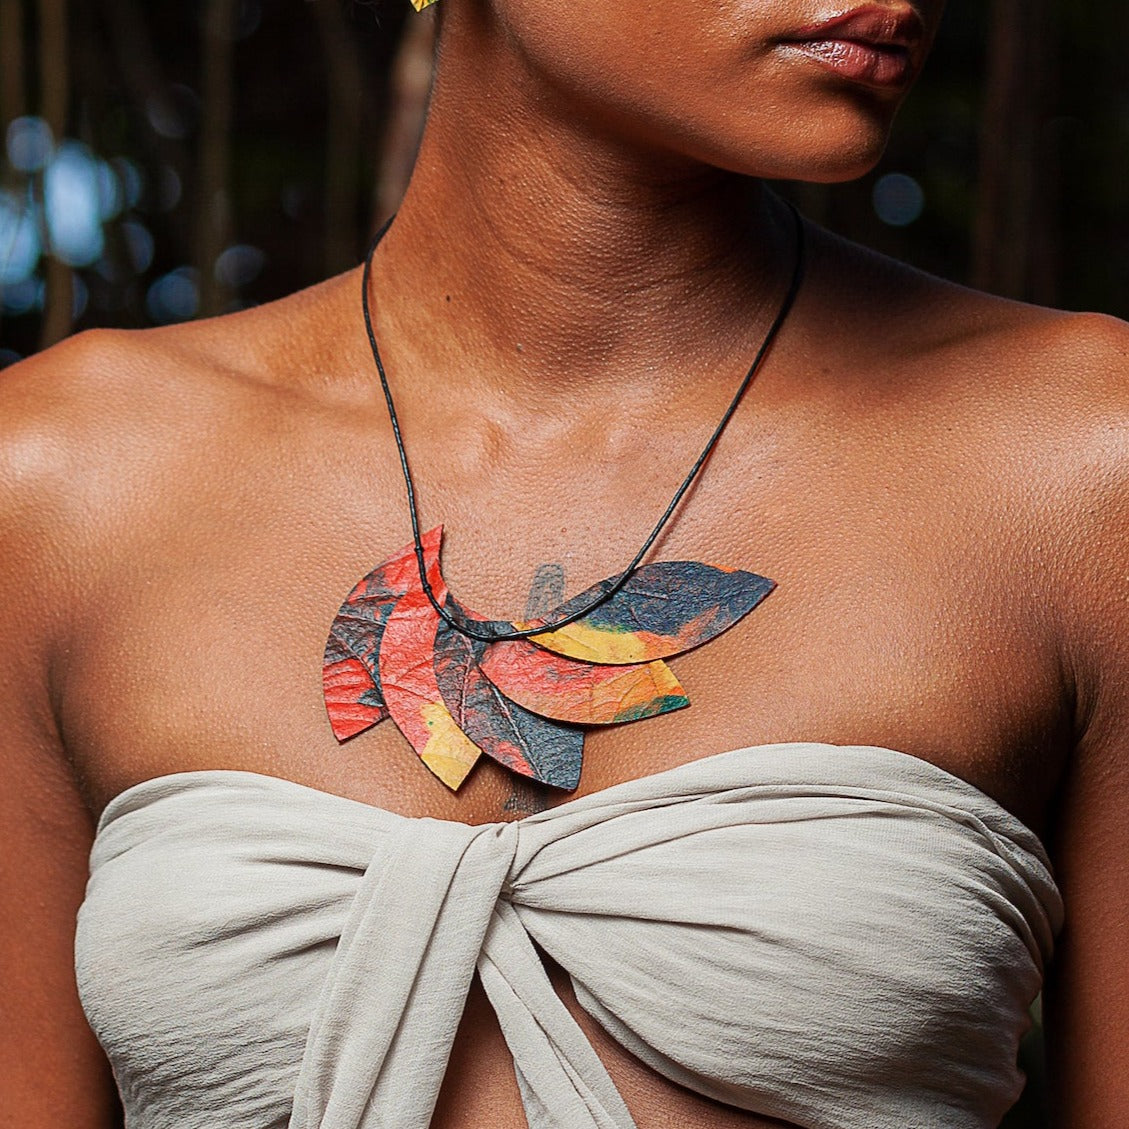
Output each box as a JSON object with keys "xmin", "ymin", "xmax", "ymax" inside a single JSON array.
[
  {"xmin": 81, "ymin": 744, "xmax": 1061, "ymax": 1129},
  {"xmin": 289, "ymin": 815, "xmax": 530, "ymax": 1129},
  {"xmin": 478, "ymin": 818, "xmax": 522, "ymax": 902}
]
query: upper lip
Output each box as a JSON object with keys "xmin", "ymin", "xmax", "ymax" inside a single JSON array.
[{"xmin": 782, "ymin": 4, "xmax": 926, "ymax": 50}]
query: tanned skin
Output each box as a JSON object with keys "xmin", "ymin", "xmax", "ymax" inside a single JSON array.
[{"xmin": 3, "ymin": 0, "xmax": 1128, "ymax": 1125}]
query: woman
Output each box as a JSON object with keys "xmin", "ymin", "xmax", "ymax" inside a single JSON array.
[{"xmin": 2, "ymin": 0, "xmax": 1126, "ymax": 1125}]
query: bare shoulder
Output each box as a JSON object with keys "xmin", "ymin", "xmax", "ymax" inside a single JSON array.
[
  {"xmin": 0, "ymin": 267, "xmax": 364, "ymax": 449},
  {"xmin": 815, "ymin": 220, "xmax": 1129, "ymax": 374},
  {"xmin": 0, "ymin": 280, "xmax": 322, "ymax": 1129},
  {"xmin": 813, "ymin": 223, "xmax": 1129, "ymax": 723},
  {"xmin": 0, "ymin": 269, "xmax": 371, "ymax": 751},
  {"xmin": 813, "ymin": 224, "xmax": 1129, "ymax": 467},
  {"xmin": 811, "ymin": 234, "xmax": 1129, "ymax": 1122},
  {"xmin": 0, "ymin": 270, "xmax": 364, "ymax": 559},
  {"xmin": 973, "ymin": 300, "xmax": 1129, "ymax": 1125},
  {"xmin": 873, "ymin": 238, "xmax": 1129, "ymax": 639}
]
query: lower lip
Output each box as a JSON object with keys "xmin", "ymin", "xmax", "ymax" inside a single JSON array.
[{"xmin": 783, "ymin": 38, "xmax": 913, "ymax": 88}]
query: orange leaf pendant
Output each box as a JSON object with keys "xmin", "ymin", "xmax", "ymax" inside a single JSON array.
[{"xmin": 323, "ymin": 527, "xmax": 774, "ymax": 791}]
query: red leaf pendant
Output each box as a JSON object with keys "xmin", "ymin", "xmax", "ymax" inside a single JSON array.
[{"xmin": 323, "ymin": 527, "xmax": 774, "ymax": 791}]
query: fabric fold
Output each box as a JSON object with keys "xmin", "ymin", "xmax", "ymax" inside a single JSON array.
[
  {"xmin": 76, "ymin": 743, "xmax": 1065, "ymax": 1129},
  {"xmin": 477, "ymin": 900, "xmax": 636, "ymax": 1128},
  {"xmin": 289, "ymin": 818, "xmax": 521, "ymax": 1128}
]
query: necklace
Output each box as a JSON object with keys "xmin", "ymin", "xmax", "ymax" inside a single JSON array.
[{"xmin": 323, "ymin": 204, "xmax": 806, "ymax": 791}]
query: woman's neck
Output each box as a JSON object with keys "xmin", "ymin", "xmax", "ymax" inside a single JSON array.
[{"xmin": 370, "ymin": 11, "xmax": 799, "ymax": 395}]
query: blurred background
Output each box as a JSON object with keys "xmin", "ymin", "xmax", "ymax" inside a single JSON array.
[
  {"xmin": 0, "ymin": 0, "xmax": 1110, "ymax": 1122},
  {"xmin": 1, "ymin": 0, "xmax": 1128, "ymax": 367}
]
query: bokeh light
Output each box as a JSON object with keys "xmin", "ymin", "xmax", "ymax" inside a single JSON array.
[
  {"xmin": 215, "ymin": 244, "xmax": 265, "ymax": 289},
  {"xmin": 72, "ymin": 274, "xmax": 89, "ymax": 321},
  {"xmin": 158, "ymin": 166, "xmax": 183, "ymax": 212},
  {"xmin": 146, "ymin": 266, "xmax": 200, "ymax": 323},
  {"xmin": 112, "ymin": 157, "xmax": 145, "ymax": 210},
  {"xmin": 122, "ymin": 220, "xmax": 156, "ymax": 274},
  {"xmin": 145, "ymin": 84, "xmax": 200, "ymax": 141},
  {"xmin": 44, "ymin": 141, "xmax": 108, "ymax": 266},
  {"xmin": 1, "ymin": 277, "xmax": 42, "ymax": 316},
  {"xmin": 872, "ymin": 173, "xmax": 926, "ymax": 227},
  {"xmin": 0, "ymin": 190, "xmax": 41, "ymax": 284},
  {"xmin": 5, "ymin": 116, "xmax": 54, "ymax": 173}
]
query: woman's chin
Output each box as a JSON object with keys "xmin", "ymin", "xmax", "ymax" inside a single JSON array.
[
  {"xmin": 762, "ymin": 115, "xmax": 897, "ymax": 182},
  {"xmin": 639, "ymin": 102, "xmax": 900, "ymax": 184},
  {"xmin": 790, "ymin": 145, "xmax": 892, "ymax": 185},
  {"xmin": 704, "ymin": 133, "xmax": 893, "ymax": 185}
]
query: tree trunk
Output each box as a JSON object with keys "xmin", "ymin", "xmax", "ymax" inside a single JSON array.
[
  {"xmin": 313, "ymin": 0, "xmax": 366, "ymax": 276},
  {"xmin": 972, "ymin": 0, "xmax": 1059, "ymax": 304},
  {"xmin": 0, "ymin": 0, "xmax": 27, "ymax": 142},
  {"xmin": 99, "ymin": 0, "xmax": 192, "ymax": 196},
  {"xmin": 38, "ymin": 0, "xmax": 72, "ymax": 349},
  {"xmin": 193, "ymin": 0, "xmax": 236, "ymax": 317}
]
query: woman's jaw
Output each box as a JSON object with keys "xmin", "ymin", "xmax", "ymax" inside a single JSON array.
[{"xmin": 428, "ymin": 0, "xmax": 945, "ymax": 183}]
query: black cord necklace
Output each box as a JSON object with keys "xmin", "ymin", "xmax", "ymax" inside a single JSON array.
[
  {"xmin": 361, "ymin": 201, "xmax": 806, "ymax": 644},
  {"xmin": 323, "ymin": 202, "xmax": 807, "ymax": 791}
]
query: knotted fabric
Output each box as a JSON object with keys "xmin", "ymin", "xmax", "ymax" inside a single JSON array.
[{"xmin": 76, "ymin": 743, "xmax": 1064, "ymax": 1129}]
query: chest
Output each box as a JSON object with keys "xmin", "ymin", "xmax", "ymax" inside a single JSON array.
[{"xmin": 60, "ymin": 401, "xmax": 1072, "ymax": 832}]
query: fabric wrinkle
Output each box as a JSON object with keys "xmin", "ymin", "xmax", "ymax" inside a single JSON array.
[
  {"xmin": 74, "ymin": 742, "xmax": 1064, "ymax": 1129},
  {"xmin": 290, "ymin": 817, "xmax": 522, "ymax": 1128}
]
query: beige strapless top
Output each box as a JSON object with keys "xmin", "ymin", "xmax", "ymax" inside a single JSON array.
[{"xmin": 74, "ymin": 742, "xmax": 1063, "ymax": 1128}]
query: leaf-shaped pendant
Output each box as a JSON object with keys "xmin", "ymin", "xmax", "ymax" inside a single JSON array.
[
  {"xmin": 379, "ymin": 581, "xmax": 484, "ymax": 791},
  {"xmin": 322, "ymin": 526, "xmax": 775, "ymax": 791},
  {"xmin": 477, "ymin": 641, "xmax": 688, "ymax": 725},
  {"xmin": 516, "ymin": 561, "xmax": 775, "ymax": 664},
  {"xmin": 322, "ymin": 527, "xmax": 444, "ymax": 741},
  {"xmin": 433, "ymin": 619, "xmax": 584, "ymax": 790}
]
